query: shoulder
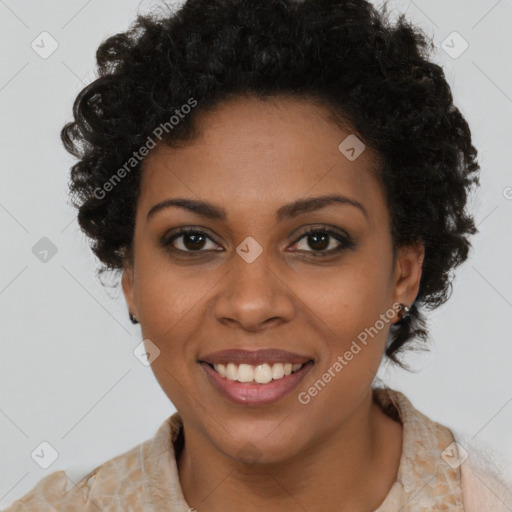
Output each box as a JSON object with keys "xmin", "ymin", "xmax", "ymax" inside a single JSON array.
[
  {"xmin": 373, "ymin": 386, "xmax": 512, "ymax": 511},
  {"xmin": 453, "ymin": 433, "xmax": 512, "ymax": 512},
  {"xmin": 460, "ymin": 458, "xmax": 512, "ymax": 511},
  {"xmin": 2, "ymin": 440, "xmax": 151, "ymax": 511}
]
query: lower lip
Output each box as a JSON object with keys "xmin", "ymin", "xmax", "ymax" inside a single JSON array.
[{"xmin": 201, "ymin": 361, "xmax": 314, "ymax": 406}]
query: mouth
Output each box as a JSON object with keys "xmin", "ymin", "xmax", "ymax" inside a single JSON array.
[{"xmin": 198, "ymin": 348, "xmax": 315, "ymax": 406}]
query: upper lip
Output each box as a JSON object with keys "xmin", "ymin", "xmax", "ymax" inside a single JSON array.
[{"xmin": 199, "ymin": 348, "xmax": 313, "ymax": 366}]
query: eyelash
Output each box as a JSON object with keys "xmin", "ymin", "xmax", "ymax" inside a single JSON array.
[{"xmin": 161, "ymin": 226, "xmax": 354, "ymax": 257}]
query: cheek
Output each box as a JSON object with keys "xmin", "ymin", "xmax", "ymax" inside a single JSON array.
[
  {"xmin": 295, "ymin": 265, "xmax": 392, "ymax": 427},
  {"xmin": 301, "ymin": 258, "xmax": 392, "ymax": 333},
  {"xmin": 134, "ymin": 243, "xmax": 209, "ymax": 337},
  {"xmin": 134, "ymin": 265, "xmax": 204, "ymax": 410},
  {"xmin": 295, "ymin": 254, "xmax": 394, "ymax": 378},
  {"xmin": 133, "ymin": 256, "xmax": 201, "ymax": 369}
]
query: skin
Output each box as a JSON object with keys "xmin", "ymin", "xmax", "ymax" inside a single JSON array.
[{"xmin": 122, "ymin": 95, "xmax": 425, "ymax": 511}]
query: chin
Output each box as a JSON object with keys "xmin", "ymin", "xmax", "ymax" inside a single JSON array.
[{"xmin": 214, "ymin": 422, "xmax": 307, "ymax": 467}]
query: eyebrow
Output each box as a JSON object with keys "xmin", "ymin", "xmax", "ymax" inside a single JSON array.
[{"xmin": 146, "ymin": 193, "xmax": 368, "ymax": 222}]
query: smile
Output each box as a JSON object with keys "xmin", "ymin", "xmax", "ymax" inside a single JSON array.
[{"xmin": 200, "ymin": 359, "xmax": 314, "ymax": 406}]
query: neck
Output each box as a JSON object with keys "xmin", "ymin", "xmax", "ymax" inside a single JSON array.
[{"xmin": 177, "ymin": 388, "xmax": 402, "ymax": 512}]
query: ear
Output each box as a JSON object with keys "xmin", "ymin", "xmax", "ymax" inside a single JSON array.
[
  {"xmin": 392, "ymin": 240, "xmax": 425, "ymax": 318},
  {"xmin": 121, "ymin": 261, "xmax": 137, "ymax": 319}
]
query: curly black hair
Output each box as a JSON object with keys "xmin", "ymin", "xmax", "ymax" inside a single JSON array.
[{"xmin": 61, "ymin": 0, "xmax": 480, "ymax": 367}]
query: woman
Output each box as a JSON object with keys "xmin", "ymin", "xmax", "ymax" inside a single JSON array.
[{"xmin": 4, "ymin": 0, "xmax": 511, "ymax": 510}]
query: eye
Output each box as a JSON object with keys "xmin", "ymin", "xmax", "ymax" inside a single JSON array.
[
  {"xmin": 161, "ymin": 227, "xmax": 221, "ymax": 253},
  {"xmin": 161, "ymin": 226, "xmax": 354, "ymax": 257},
  {"xmin": 289, "ymin": 227, "xmax": 353, "ymax": 256}
]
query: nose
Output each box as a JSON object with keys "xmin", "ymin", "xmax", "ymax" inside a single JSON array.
[{"xmin": 213, "ymin": 248, "xmax": 296, "ymax": 332}]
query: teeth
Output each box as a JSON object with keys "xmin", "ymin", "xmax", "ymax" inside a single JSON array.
[
  {"xmin": 212, "ymin": 362, "xmax": 305, "ymax": 383},
  {"xmin": 237, "ymin": 364, "xmax": 254, "ymax": 382},
  {"xmin": 226, "ymin": 363, "xmax": 238, "ymax": 380},
  {"xmin": 271, "ymin": 363, "xmax": 284, "ymax": 380},
  {"xmin": 254, "ymin": 364, "xmax": 273, "ymax": 384}
]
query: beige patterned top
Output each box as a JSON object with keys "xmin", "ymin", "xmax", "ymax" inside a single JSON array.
[{"xmin": 2, "ymin": 387, "xmax": 510, "ymax": 511}]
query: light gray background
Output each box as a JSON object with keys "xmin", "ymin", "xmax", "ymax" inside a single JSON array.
[{"xmin": 1, "ymin": 0, "xmax": 511, "ymax": 507}]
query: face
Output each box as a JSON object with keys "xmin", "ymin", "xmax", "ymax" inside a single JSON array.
[{"xmin": 122, "ymin": 95, "xmax": 424, "ymax": 464}]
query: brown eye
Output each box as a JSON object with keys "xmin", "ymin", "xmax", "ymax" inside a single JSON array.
[
  {"xmin": 161, "ymin": 228, "xmax": 221, "ymax": 253},
  {"xmin": 290, "ymin": 228, "xmax": 354, "ymax": 256},
  {"xmin": 301, "ymin": 232, "xmax": 330, "ymax": 251}
]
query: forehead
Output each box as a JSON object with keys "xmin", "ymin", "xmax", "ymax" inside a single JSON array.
[{"xmin": 139, "ymin": 96, "xmax": 385, "ymax": 226}]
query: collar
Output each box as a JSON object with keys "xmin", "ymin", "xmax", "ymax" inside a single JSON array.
[
  {"xmin": 143, "ymin": 387, "xmax": 464, "ymax": 511},
  {"xmin": 373, "ymin": 386, "xmax": 464, "ymax": 511}
]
